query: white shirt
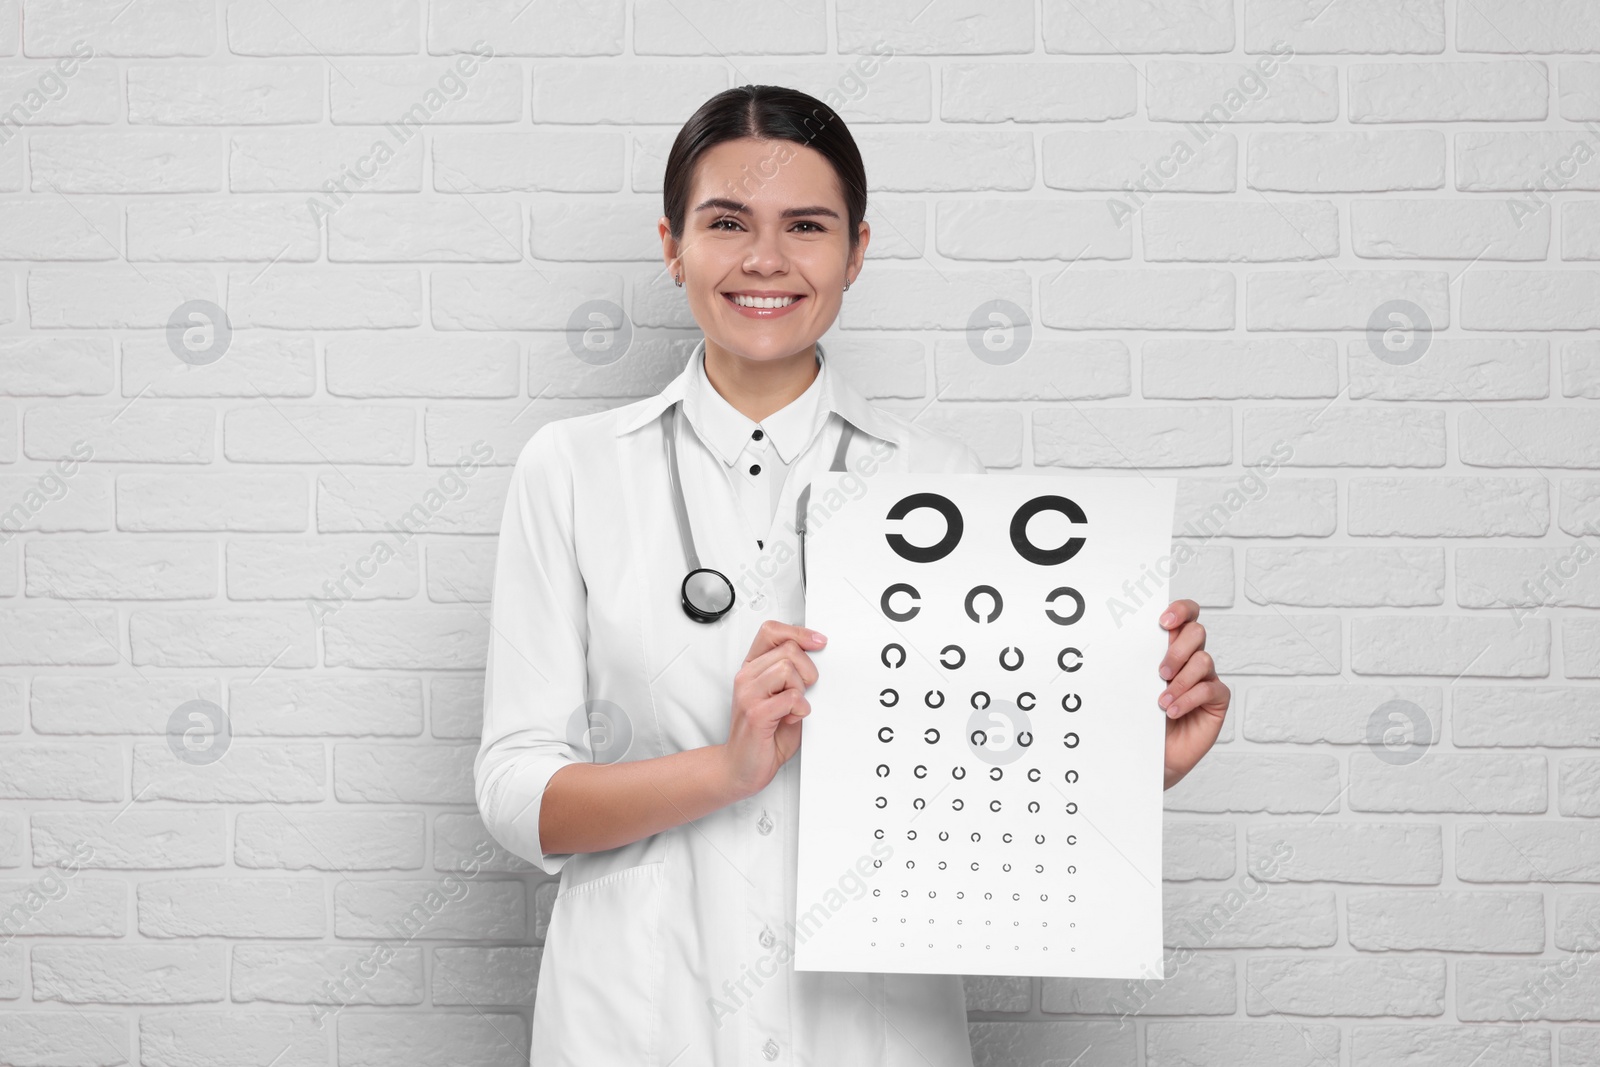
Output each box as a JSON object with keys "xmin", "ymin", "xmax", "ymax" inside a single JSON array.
[
  {"xmin": 695, "ymin": 345, "xmax": 826, "ymax": 543},
  {"xmin": 476, "ymin": 336, "xmax": 987, "ymax": 1067}
]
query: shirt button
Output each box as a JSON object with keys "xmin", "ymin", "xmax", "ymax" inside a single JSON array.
[
  {"xmin": 757, "ymin": 809, "xmax": 774, "ymax": 835},
  {"xmin": 749, "ymin": 463, "xmax": 761, "ymax": 475},
  {"xmin": 759, "ymin": 925, "xmax": 775, "ymax": 948},
  {"xmin": 762, "ymin": 1038, "xmax": 779, "ymax": 1060},
  {"xmin": 752, "ymin": 428, "xmax": 764, "ymax": 440}
]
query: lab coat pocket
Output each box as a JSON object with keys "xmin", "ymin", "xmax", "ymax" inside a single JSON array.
[{"xmin": 533, "ymin": 861, "xmax": 666, "ymax": 1065}]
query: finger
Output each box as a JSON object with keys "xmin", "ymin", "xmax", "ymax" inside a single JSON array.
[
  {"xmin": 744, "ymin": 619, "xmax": 827, "ymax": 666},
  {"xmin": 1159, "ymin": 599, "xmax": 1199, "ymax": 640},
  {"xmin": 1164, "ymin": 677, "xmax": 1228, "ymax": 721},
  {"xmin": 754, "ymin": 655, "xmax": 807, "ymax": 700},
  {"xmin": 1159, "ymin": 650, "xmax": 1214, "ymax": 714},
  {"xmin": 780, "ymin": 698, "xmax": 813, "ymax": 725},
  {"xmin": 1158, "ymin": 620, "xmax": 1206, "ymax": 681},
  {"xmin": 748, "ymin": 640, "xmax": 820, "ymax": 689}
]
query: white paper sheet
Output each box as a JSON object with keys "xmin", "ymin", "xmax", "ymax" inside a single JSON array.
[{"xmin": 794, "ymin": 472, "xmax": 1177, "ymax": 979}]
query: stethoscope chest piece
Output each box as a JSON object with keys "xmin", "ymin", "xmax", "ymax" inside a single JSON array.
[
  {"xmin": 681, "ymin": 566, "xmax": 735, "ymax": 623},
  {"xmin": 662, "ymin": 398, "xmax": 855, "ymax": 625}
]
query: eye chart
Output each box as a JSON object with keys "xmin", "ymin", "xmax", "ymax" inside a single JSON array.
[{"xmin": 794, "ymin": 474, "xmax": 1176, "ymax": 980}]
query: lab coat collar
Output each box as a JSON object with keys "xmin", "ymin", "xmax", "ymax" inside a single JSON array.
[
  {"xmin": 612, "ymin": 337, "xmax": 905, "ymax": 453},
  {"xmin": 693, "ymin": 341, "xmax": 824, "ymax": 466}
]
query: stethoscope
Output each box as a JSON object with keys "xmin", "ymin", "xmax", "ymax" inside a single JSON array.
[{"xmin": 664, "ymin": 399, "xmax": 855, "ymax": 623}]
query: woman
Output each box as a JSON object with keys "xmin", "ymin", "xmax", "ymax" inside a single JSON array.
[{"xmin": 475, "ymin": 84, "xmax": 1230, "ymax": 1067}]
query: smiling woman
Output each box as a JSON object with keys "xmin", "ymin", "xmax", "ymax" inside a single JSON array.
[
  {"xmin": 474, "ymin": 84, "xmax": 991, "ymax": 1067},
  {"xmin": 657, "ymin": 87, "xmax": 869, "ymax": 419},
  {"xmin": 472, "ymin": 82, "xmax": 1226, "ymax": 1067}
]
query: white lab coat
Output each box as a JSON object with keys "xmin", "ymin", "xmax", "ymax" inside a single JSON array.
[{"xmin": 476, "ymin": 337, "xmax": 986, "ymax": 1066}]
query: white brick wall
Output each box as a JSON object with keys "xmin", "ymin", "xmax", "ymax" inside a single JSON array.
[{"xmin": 1, "ymin": 1, "xmax": 1598, "ymax": 1064}]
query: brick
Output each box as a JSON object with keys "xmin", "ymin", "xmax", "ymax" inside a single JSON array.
[
  {"xmin": 1152, "ymin": 340, "xmax": 1337, "ymax": 398},
  {"xmin": 121, "ymin": 335, "xmax": 317, "ymax": 398},
  {"xmin": 1461, "ymin": 409, "xmax": 1600, "ymax": 467},
  {"xmin": 943, "ymin": 63, "xmax": 1135, "ymax": 121},
  {"xmin": 1247, "ymin": 131, "xmax": 1444, "ymax": 191},
  {"xmin": 1459, "ymin": 1, "xmax": 1600, "ymax": 52},
  {"xmin": 234, "ymin": 811, "xmax": 424, "ymax": 870},
  {"xmin": 1458, "ymin": 133, "xmax": 1600, "ymax": 192},
  {"xmin": 1350, "ymin": 1025, "xmax": 1549, "ymax": 1065},
  {"xmin": 1351, "ymin": 616, "xmax": 1550, "ymax": 677},
  {"xmin": 226, "ymin": 268, "xmax": 422, "ymax": 329},
  {"xmin": 1565, "ymin": 619, "xmax": 1600, "ymax": 678},
  {"xmin": 0, "ymin": 336, "xmax": 113, "ymax": 393},
  {"xmin": 1043, "ymin": 269, "xmax": 1235, "ymax": 330},
  {"xmin": 1247, "ymin": 823, "xmax": 1442, "ymax": 884},
  {"xmin": 1347, "ymin": 891, "xmax": 1544, "ymax": 951},
  {"xmin": 1348, "ymin": 751, "xmax": 1547, "ymax": 813},
  {"xmin": 1244, "ymin": 957, "xmax": 1445, "ymax": 1016},
  {"xmin": 431, "ymin": 130, "xmax": 624, "ymax": 193},
  {"xmin": 1034, "ymin": 406, "xmax": 1232, "ymax": 467},
  {"xmin": 22, "ymin": 0, "xmax": 213, "ymax": 56},
  {"xmin": 1043, "ymin": 952, "xmax": 1235, "ymax": 1019},
  {"xmin": 128, "ymin": 63, "xmax": 322, "ymax": 124},
  {"xmin": 1347, "ymin": 339, "xmax": 1549, "ymax": 399},
  {"xmin": 328, "ymin": 198, "xmax": 523, "ymax": 262},
  {"xmin": 1561, "ymin": 343, "xmax": 1600, "ymax": 397},
  {"xmin": 1148, "ymin": 1022, "xmax": 1338, "ymax": 1065},
  {"xmin": 1163, "ymin": 753, "xmax": 1342, "ymax": 812},
  {"xmin": 1142, "ymin": 201, "xmax": 1338, "ymax": 262},
  {"xmin": 1041, "ymin": 0, "xmax": 1233, "ymax": 53},
  {"xmin": 426, "ymin": 0, "xmax": 623, "ymax": 55},
  {"xmin": 1458, "ymin": 546, "xmax": 1600, "ymax": 609},
  {"xmin": 1246, "ymin": 269, "xmax": 1449, "ymax": 330},
  {"xmin": 1246, "ymin": 547, "xmax": 1444, "ymax": 606},
  {"xmin": 1352, "ymin": 199, "xmax": 1549, "ymax": 259},
  {"xmin": 1458, "ymin": 823, "xmax": 1600, "ymax": 882},
  {"xmin": 1244, "ymin": 684, "xmax": 1440, "ymax": 744},
  {"xmin": 230, "ymin": 130, "xmax": 425, "ymax": 193},
  {"xmin": 1349, "ymin": 477, "xmax": 1548, "ymax": 537},
  {"xmin": 1175, "ymin": 476, "xmax": 1336, "ymax": 538},
  {"xmin": 1146, "ymin": 61, "xmax": 1337, "ymax": 123},
  {"xmin": 1455, "ymin": 687, "xmax": 1600, "ymax": 747},
  {"xmin": 935, "ymin": 201, "xmax": 1130, "ymax": 261},
  {"xmin": 329, "ymin": 58, "xmax": 522, "ymax": 125},
  {"xmin": 137, "ymin": 879, "xmax": 325, "ymax": 938},
  {"xmin": 127, "ymin": 199, "xmax": 320, "ymax": 261},
  {"xmin": 1044, "ymin": 130, "xmax": 1237, "ymax": 193},
  {"xmin": 33, "ymin": 945, "xmax": 225, "ymax": 1003},
  {"xmin": 1350, "ymin": 61, "xmax": 1547, "ymax": 121},
  {"xmin": 226, "ymin": 0, "xmax": 420, "ymax": 56},
  {"xmin": 31, "ymin": 132, "xmax": 220, "ymax": 192}
]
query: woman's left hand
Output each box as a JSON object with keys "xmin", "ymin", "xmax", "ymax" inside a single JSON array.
[{"xmin": 1156, "ymin": 598, "xmax": 1229, "ymax": 791}]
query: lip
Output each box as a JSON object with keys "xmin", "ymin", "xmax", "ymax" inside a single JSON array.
[{"xmin": 723, "ymin": 292, "xmax": 806, "ymax": 319}]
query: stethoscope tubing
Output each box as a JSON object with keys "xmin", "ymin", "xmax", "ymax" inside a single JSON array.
[{"xmin": 663, "ymin": 399, "xmax": 854, "ymax": 623}]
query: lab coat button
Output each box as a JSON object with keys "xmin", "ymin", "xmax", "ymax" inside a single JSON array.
[
  {"xmin": 759, "ymin": 925, "xmax": 775, "ymax": 948},
  {"xmin": 757, "ymin": 809, "xmax": 773, "ymax": 835},
  {"xmin": 762, "ymin": 1038, "xmax": 779, "ymax": 1060}
]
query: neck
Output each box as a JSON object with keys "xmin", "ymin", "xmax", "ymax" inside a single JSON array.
[{"xmin": 702, "ymin": 340, "xmax": 820, "ymax": 423}]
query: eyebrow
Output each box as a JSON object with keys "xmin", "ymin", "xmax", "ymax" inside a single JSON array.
[{"xmin": 693, "ymin": 197, "xmax": 841, "ymax": 221}]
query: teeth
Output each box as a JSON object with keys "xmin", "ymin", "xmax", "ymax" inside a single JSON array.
[{"xmin": 730, "ymin": 294, "xmax": 799, "ymax": 309}]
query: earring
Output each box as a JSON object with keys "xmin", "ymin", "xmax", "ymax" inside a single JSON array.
[
  {"xmin": 844, "ymin": 280, "xmax": 851, "ymax": 291},
  {"xmin": 674, "ymin": 274, "xmax": 682, "ymax": 287}
]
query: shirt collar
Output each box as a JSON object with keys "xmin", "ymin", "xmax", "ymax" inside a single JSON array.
[
  {"xmin": 693, "ymin": 342, "xmax": 824, "ymax": 465},
  {"xmin": 611, "ymin": 337, "xmax": 905, "ymax": 456}
]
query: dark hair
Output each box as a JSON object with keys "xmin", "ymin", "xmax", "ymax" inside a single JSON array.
[{"xmin": 663, "ymin": 84, "xmax": 868, "ymax": 260}]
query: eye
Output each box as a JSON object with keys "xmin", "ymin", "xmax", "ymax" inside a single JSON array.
[{"xmin": 707, "ymin": 217, "xmax": 826, "ymax": 233}]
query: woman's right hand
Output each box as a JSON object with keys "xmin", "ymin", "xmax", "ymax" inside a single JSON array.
[{"xmin": 720, "ymin": 620, "xmax": 828, "ymax": 802}]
